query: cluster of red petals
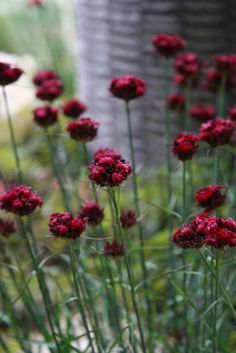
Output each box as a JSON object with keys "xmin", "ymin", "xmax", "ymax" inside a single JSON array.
[
  {"xmin": 104, "ymin": 240, "xmax": 124, "ymax": 257},
  {"xmin": 203, "ymin": 68, "xmax": 234, "ymax": 92},
  {"xmin": 190, "ymin": 105, "xmax": 216, "ymax": 122},
  {"xmin": 110, "ymin": 75, "xmax": 146, "ymax": 101},
  {"xmin": 36, "ymin": 79, "xmax": 63, "ymax": 102},
  {"xmin": 120, "ymin": 210, "xmax": 137, "ymax": 229},
  {"xmin": 79, "ymin": 201, "xmax": 104, "ymax": 226},
  {"xmin": 33, "ymin": 105, "xmax": 58, "ymax": 127},
  {"xmin": 196, "ymin": 184, "xmax": 227, "ymax": 211},
  {"xmin": 88, "ymin": 156, "xmax": 132, "ymax": 187},
  {"xmin": 0, "ymin": 62, "xmax": 23, "ymax": 86},
  {"xmin": 229, "ymin": 106, "xmax": 236, "ymax": 120},
  {"xmin": 49, "ymin": 212, "xmax": 87, "ymax": 239},
  {"xmin": 167, "ymin": 93, "xmax": 185, "ymax": 112},
  {"xmin": 174, "ymin": 53, "xmax": 203, "ymax": 85},
  {"xmin": 27, "ymin": 0, "xmax": 43, "ymax": 6},
  {"xmin": 213, "ymin": 54, "xmax": 236, "ymax": 75},
  {"xmin": 173, "ymin": 212, "xmax": 236, "ymax": 249},
  {"xmin": 66, "ymin": 117, "xmax": 99, "ymax": 143},
  {"xmin": 172, "ymin": 132, "xmax": 200, "ymax": 161},
  {"xmin": 93, "ymin": 147, "xmax": 121, "ymax": 162},
  {"xmin": 152, "ymin": 34, "xmax": 185, "ymax": 57},
  {"xmin": 33, "ymin": 70, "xmax": 59, "ymax": 86},
  {"xmin": 62, "ymin": 98, "xmax": 87, "ymax": 119},
  {"xmin": 0, "ymin": 185, "xmax": 43, "ymax": 216},
  {"xmin": 0, "ymin": 218, "xmax": 17, "ymax": 238},
  {"xmin": 199, "ymin": 118, "xmax": 235, "ymax": 147}
]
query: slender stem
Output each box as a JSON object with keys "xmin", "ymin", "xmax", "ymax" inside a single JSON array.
[
  {"xmin": 214, "ymin": 148, "xmax": 220, "ymax": 184},
  {"xmin": 217, "ymin": 77, "xmax": 226, "ymax": 117},
  {"xmin": 212, "ymin": 250, "xmax": 219, "ymax": 353},
  {"xmin": 18, "ymin": 217, "xmax": 62, "ymax": 353},
  {"xmin": 110, "ymin": 188, "xmax": 146, "ymax": 353},
  {"xmin": 82, "ymin": 143, "xmax": 98, "ymax": 202},
  {"xmin": 2, "ymin": 86, "xmax": 23, "ymax": 182}
]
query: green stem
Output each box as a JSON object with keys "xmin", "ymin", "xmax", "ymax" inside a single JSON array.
[
  {"xmin": 214, "ymin": 148, "xmax": 220, "ymax": 184},
  {"xmin": 2, "ymin": 86, "xmax": 23, "ymax": 183},
  {"xmin": 212, "ymin": 250, "xmax": 219, "ymax": 353},
  {"xmin": 217, "ymin": 77, "xmax": 226, "ymax": 117},
  {"xmin": 110, "ymin": 188, "xmax": 146, "ymax": 353}
]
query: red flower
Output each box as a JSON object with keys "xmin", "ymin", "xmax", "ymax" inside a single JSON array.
[
  {"xmin": 152, "ymin": 34, "xmax": 185, "ymax": 57},
  {"xmin": 49, "ymin": 212, "xmax": 87, "ymax": 239},
  {"xmin": 104, "ymin": 240, "xmax": 124, "ymax": 257},
  {"xmin": 36, "ymin": 79, "xmax": 63, "ymax": 101},
  {"xmin": 88, "ymin": 156, "xmax": 132, "ymax": 187},
  {"xmin": 203, "ymin": 216, "xmax": 236, "ymax": 249},
  {"xmin": 33, "ymin": 105, "xmax": 58, "ymax": 127},
  {"xmin": 27, "ymin": 0, "xmax": 43, "ymax": 6},
  {"xmin": 0, "ymin": 218, "xmax": 17, "ymax": 238},
  {"xmin": 196, "ymin": 184, "xmax": 227, "ymax": 210},
  {"xmin": 120, "ymin": 210, "xmax": 137, "ymax": 229},
  {"xmin": 199, "ymin": 118, "xmax": 235, "ymax": 147},
  {"xmin": 203, "ymin": 68, "xmax": 234, "ymax": 92},
  {"xmin": 167, "ymin": 93, "xmax": 185, "ymax": 112},
  {"xmin": 93, "ymin": 147, "xmax": 121, "ymax": 162},
  {"xmin": 110, "ymin": 75, "xmax": 146, "ymax": 101},
  {"xmin": 0, "ymin": 62, "xmax": 23, "ymax": 86},
  {"xmin": 79, "ymin": 201, "xmax": 104, "ymax": 226},
  {"xmin": 190, "ymin": 105, "xmax": 216, "ymax": 122},
  {"xmin": 172, "ymin": 132, "xmax": 200, "ymax": 161},
  {"xmin": 173, "ymin": 224, "xmax": 203, "ymax": 249},
  {"xmin": 66, "ymin": 117, "xmax": 99, "ymax": 143},
  {"xmin": 0, "ymin": 185, "xmax": 43, "ymax": 216},
  {"xmin": 33, "ymin": 70, "xmax": 59, "ymax": 86},
  {"xmin": 229, "ymin": 106, "xmax": 236, "ymax": 120},
  {"xmin": 175, "ymin": 53, "xmax": 203, "ymax": 82},
  {"xmin": 213, "ymin": 54, "xmax": 236, "ymax": 75},
  {"xmin": 62, "ymin": 98, "xmax": 87, "ymax": 119}
]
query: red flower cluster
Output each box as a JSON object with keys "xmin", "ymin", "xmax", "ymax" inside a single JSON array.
[
  {"xmin": 167, "ymin": 93, "xmax": 185, "ymax": 112},
  {"xmin": 36, "ymin": 79, "xmax": 63, "ymax": 102},
  {"xmin": 27, "ymin": 0, "xmax": 43, "ymax": 6},
  {"xmin": 213, "ymin": 54, "xmax": 236, "ymax": 75},
  {"xmin": 110, "ymin": 75, "xmax": 146, "ymax": 101},
  {"xmin": 174, "ymin": 53, "xmax": 203, "ymax": 86},
  {"xmin": 229, "ymin": 106, "xmax": 236, "ymax": 120},
  {"xmin": 172, "ymin": 132, "xmax": 200, "ymax": 161},
  {"xmin": 104, "ymin": 240, "xmax": 124, "ymax": 257},
  {"xmin": 196, "ymin": 184, "xmax": 227, "ymax": 211},
  {"xmin": 66, "ymin": 117, "xmax": 99, "ymax": 143},
  {"xmin": 0, "ymin": 185, "xmax": 43, "ymax": 216},
  {"xmin": 49, "ymin": 212, "xmax": 87, "ymax": 239},
  {"xmin": 199, "ymin": 118, "xmax": 235, "ymax": 147},
  {"xmin": 33, "ymin": 70, "xmax": 59, "ymax": 86},
  {"xmin": 190, "ymin": 105, "xmax": 216, "ymax": 122},
  {"xmin": 62, "ymin": 98, "xmax": 87, "ymax": 119},
  {"xmin": 0, "ymin": 218, "xmax": 17, "ymax": 238},
  {"xmin": 120, "ymin": 210, "xmax": 137, "ymax": 229},
  {"xmin": 93, "ymin": 147, "xmax": 121, "ymax": 162},
  {"xmin": 79, "ymin": 201, "xmax": 104, "ymax": 226},
  {"xmin": 33, "ymin": 105, "xmax": 58, "ymax": 127},
  {"xmin": 173, "ymin": 212, "xmax": 236, "ymax": 249},
  {"xmin": 88, "ymin": 156, "xmax": 132, "ymax": 187},
  {"xmin": 0, "ymin": 62, "xmax": 23, "ymax": 86},
  {"xmin": 152, "ymin": 34, "xmax": 185, "ymax": 57}
]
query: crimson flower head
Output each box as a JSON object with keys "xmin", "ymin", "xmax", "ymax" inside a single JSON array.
[
  {"xmin": 199, "ymin": 118, "xmax": 235, "ymax": 147},
  {"xmin": 36, "ymin": 79, "xmax": 63, "ymax": 101},
  {"xmin": 152, "ymin": 34, "xmax": 185, "ymax": 57},
  {"xmin": 104, "ymin": 240, "xmax": 124, "ymax": 257},
  {"xmin": 213, "ymin": 54, "xmax": 236, "ymax": 75},
  {"xmin": 62, "ymin": 98, "xmax": 87, "ymax": 119},
  {"xmin": 203, "ymin": 68, "xmax": 234, "ymax": 92},
  {"xmin": 196, "ymin": 184, "xmax": 227, "ymax": 211},
  {"xmin": 93, "ymin": 147, "xmax": 121, "ymax": 162},
  {"xmin": 190, "ymin": 105, "xmax": 216, "ymax": 122},
  {"xmin": 229, "ymin": 106, "xmax": 236, "ymax": 121},
  {"xmin": 172, "ymin": 132, "xmax": 200, "ymax": 161},
  {"xmin": 110, "ymin": 75, "xmax": 146, "ymax": 101},
  {"xmin": 49, "ymin": 212, "xmax": 87, "ymax": 239},
  {"xmin": 33, "ymin": 70, "xmax": 59, "ymax": 86},
  {"xmin": 173, "ymin": 224, "xmax": 203, "ymax": 249},
  {"xmin": 203, "ymin": 216, "xmax": 236, "ymax": 249},
  {"xmin": 0, "ymin": 62, "xmax": 23, "ymax": 86},
  {"xmin": 0, "ymin": 218, "xmax": 17, "ymax": 238},
  {"xmin": 33, "ymin": 105, "xmax": 58, "ymax": 127},
  {"xmin": 88, "ymin": 156, "xmax": 132, "ymax": 187},
  {"xmin": 0, "ymin": 185, "xmax": 43, "ymax": 216},
  {"xmin": 120, "ymin": 210, "xmax": 137, "ymax": 229},
  {"xmin": 27, "ymin": 0, "xmax": 43, "ymax": 6},
  {"xmin": 66, "ymin": 117, "xmax": 99, "ymax": 143},
  {"xmin": 167, "ymin": 93, "xmax": 185, "ymax": 112},
  {"xmin": 175, "ymin": 53, "xmax": 203, "ymax": 85},
  {"xmin": 79, "ymin": 201, "xmax": 104, "ymax": 227}
]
